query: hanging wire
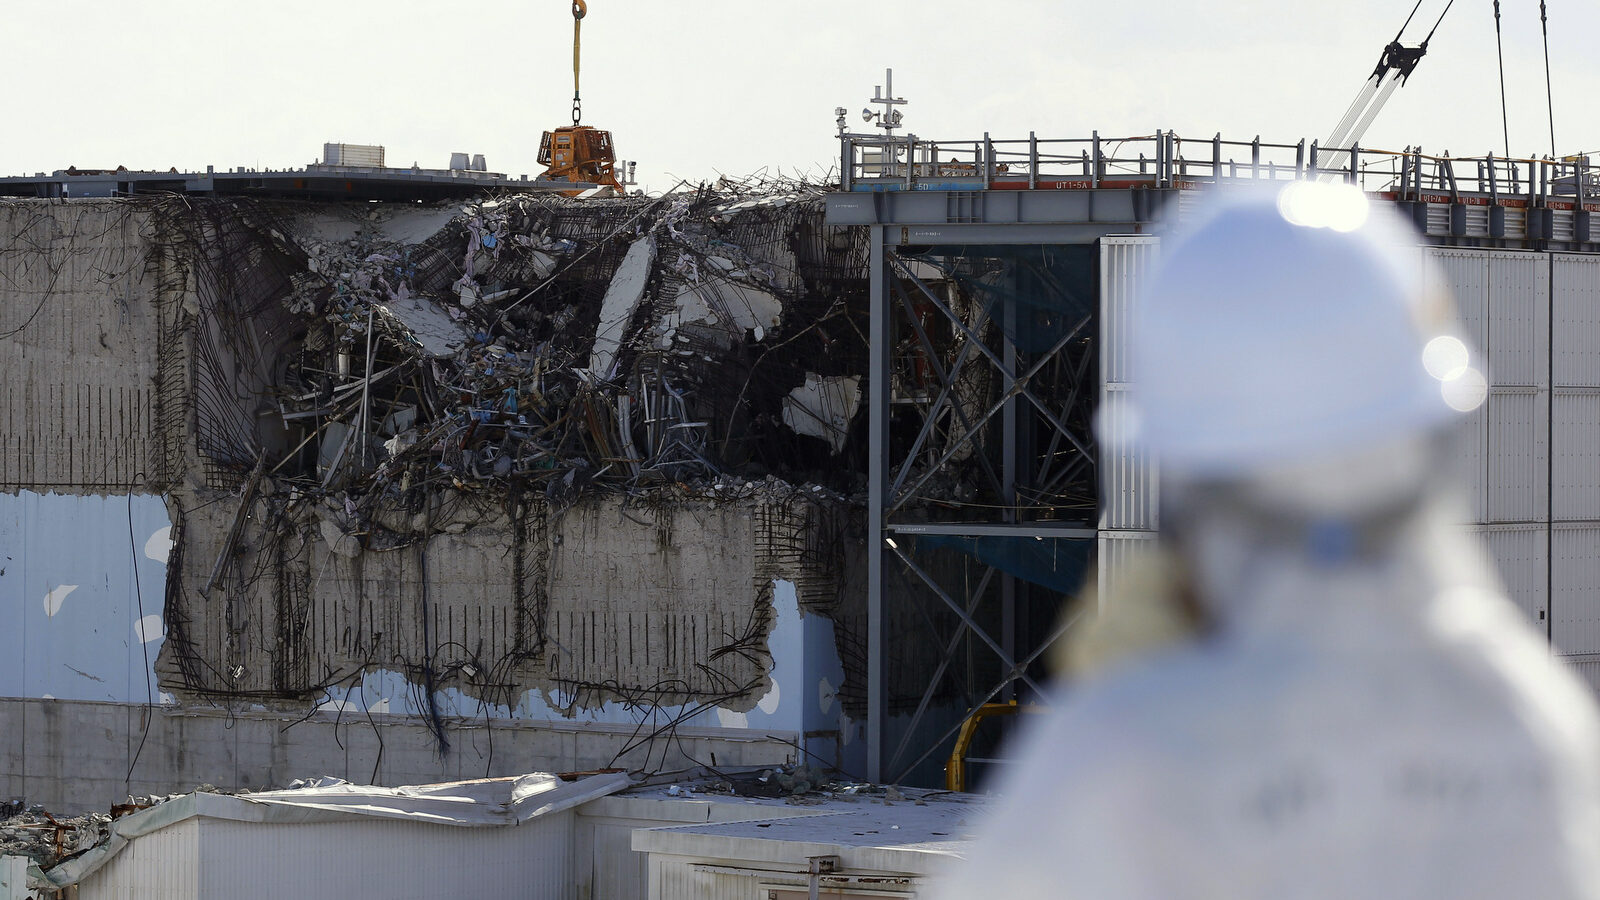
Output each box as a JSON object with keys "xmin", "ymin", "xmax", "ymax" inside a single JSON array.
[
  {"xmin": 1422, "ymin": 0, "xmax": 1455, "ymax": 45},
  {"xmin": 1493, "ymin": 0, "xmax": 1511, "ymax": 158},
  {"xmin": 1396, "ymin": 0, "xmax": 1425, "ymax": 40},
  {"xmin": 124, "ymin": 475, "xmax": 155, "ymax": 786},
  {"xmin": 1539, "ymin": 0, "xmax": 1556, "ymax": 157},
  {"xmin": 1327, "ymin": 0, "xmax": 1429, "ymax": 142}
]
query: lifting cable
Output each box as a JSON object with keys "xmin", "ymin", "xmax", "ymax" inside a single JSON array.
[
  {"xmin": 1421, "ymin": 0, "xmax": 1454, "ymax": 46},
  {"xmin": 1493, "ymin": 0, "xmax": 1510, "ymax": 157},
  {"xmin": 572, "ymin": 0, "xmax": 587, "ymax": 125},
  {"xmin": 1540, "ymin": 0, "xmax": 1556, "ymax": 157},
  {"xmin": 1396, "ymin": 0, "xmax": 1425, "ymax": 40},
  {"xmin": 1324, "ymin": 0, "xmax": 1427, "ymax": 141}
]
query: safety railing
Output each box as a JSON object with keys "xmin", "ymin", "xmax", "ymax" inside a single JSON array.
[{"xmin": 839, "ymin": 131, "xmax": 1598, "ymax": 206}]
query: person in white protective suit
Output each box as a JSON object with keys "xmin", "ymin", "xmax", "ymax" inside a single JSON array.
[{"xmin": 927, "ymin": 181, "xmax": 1600, "ymax": 899}]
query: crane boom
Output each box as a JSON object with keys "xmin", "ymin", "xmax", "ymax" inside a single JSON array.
[
  {"xmin": 1320, "ymin": 41, "xmax": 1425, "ymax": 174},
  {"xmin": 1319, "ymin": 1, "xmax": 1452, "ymax": 176}
]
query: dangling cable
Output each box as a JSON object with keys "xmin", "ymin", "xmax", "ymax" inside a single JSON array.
[
  {"xmin": 1493, "ymin": 0, "xmax": 1510, "ymax": 157},
  {"xmin": 1540, "ymin": 0, "xmax": 1556, "ymax": 157}
]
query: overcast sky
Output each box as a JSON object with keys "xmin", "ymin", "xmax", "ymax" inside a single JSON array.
[{"xmin": 7, "ymin": 0, "xmax": 1596, "ymax": 193}]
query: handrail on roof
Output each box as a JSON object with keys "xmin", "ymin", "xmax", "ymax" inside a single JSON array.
[{"xmin": 838, "ymin": 130, "xmax": 1597, "ymax": 202}]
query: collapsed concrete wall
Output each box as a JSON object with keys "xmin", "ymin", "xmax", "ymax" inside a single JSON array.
[
  {"xmin": 161, "ymin": 486, "xmax": 845, "ymax": 715},
  {"xmin": 137, "ymin": 188, "xmax": 871, "ymax": 719},
  {"xmin": 0, "ymin": 193, "xmax": 876, "ymax": 808}
]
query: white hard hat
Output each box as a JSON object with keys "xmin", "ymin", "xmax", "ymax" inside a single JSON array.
[{"xmin": 1107, "ymin": 181, "xmax": 1486, "ymax": 480}]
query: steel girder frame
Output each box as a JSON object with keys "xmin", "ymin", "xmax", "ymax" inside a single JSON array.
[{"xmin": 864, "ymin": 229, "xmax": 1100, "ymax": 785}]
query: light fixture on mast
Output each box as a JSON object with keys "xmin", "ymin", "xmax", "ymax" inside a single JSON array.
[{"xmin": 858, "ymin": 68, "xmax": 906, "ymax": 135}]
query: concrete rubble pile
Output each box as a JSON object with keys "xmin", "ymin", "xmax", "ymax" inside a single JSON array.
[
  {"xmin": 263, "ymin": 179, "xmax": 870, "ymax": 510},
  {"xmin": 0, "ymin": 803, "xmax": 108, "ymax": 876}
]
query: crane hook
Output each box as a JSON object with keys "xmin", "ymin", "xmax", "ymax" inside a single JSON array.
[{"xmin": 571, "ymin": 0, "xmax": 587, "ymax": 125}]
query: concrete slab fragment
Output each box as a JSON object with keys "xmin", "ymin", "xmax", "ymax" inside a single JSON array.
[
  {"xmin": 782, "ymin": 374, "xmax": 862, "ymax": 453},
  {"xmin": 375, "ymin": 284, "xmax": 471, "ymax": 358},
  {"xmin": 590, "ymin": 236, "xmax": 656, "ymax": 379},
  {"xmin": 673, "ymin": 280, "xmax": 783, "ymax": 338}
]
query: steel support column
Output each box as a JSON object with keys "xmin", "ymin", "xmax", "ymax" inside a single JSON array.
[{"xmin": 866, "ymin": 224, "xmax": 890, "ymax": 784}]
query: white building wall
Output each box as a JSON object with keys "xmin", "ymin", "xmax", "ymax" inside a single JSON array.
[
  {"xmin": 1553, "ymin": 523, "xmax": 1600, "ymax": 656},
  {"xmin": 649, "ymin": 854, "xmax": 762, "ymax": 900},
  {"xmin": 1473, "ymin": 524, "xmax": 1549, "ymax": 628},
  {"xmin": 1097, "ymin": 235, "xmax": 1159, "ymax": 534},
  {"xmin": 79, "ymin": 818, "xmax": 200, "ymax": 900},
  {"xmin": 78, "ymin": 812, "xmax": 575, "ymax": 900},
  {"xmin": 1425, "ymin": 249, "xmax": 1551, "ymax": 528},
  {"xmin": 1549, "ymin": 255, "xmax": 1600, "ymax": 665},
  {"xmin": 1554, "ymin": 392, "xmax": 1600, "ymax": 520},
  {"xmin": 1551, "ymin": 255, "xmax": 1600, "ymax": 385}
]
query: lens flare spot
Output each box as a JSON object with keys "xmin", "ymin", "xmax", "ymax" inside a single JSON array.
[
  {"xmin": 1441, "ymin": 366, "xmax": 1488, "ymax": 413},
  {"xmin": 1276, "ymin": 181, "xmax": 1371, "ymax": 233},
  {"xmin": 1422, "ymin": 335, "xmax": 1470, "ymax": 381}
]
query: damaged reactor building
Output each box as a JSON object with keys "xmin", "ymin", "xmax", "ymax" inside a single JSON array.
[
  {"xmin": 0, "ymin": 181, "xmax": 906, "ymax": 810},
  {"xmin": 13, "ymin": 112, "xmax": 1597, "ymax": 818}
]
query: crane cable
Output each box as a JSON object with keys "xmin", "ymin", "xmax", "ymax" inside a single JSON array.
[
  {"xmin": 1395, "ymin": 0, "xmax": 1425, "ymax": 41},
  {"xmin": 572, "ymin": 0, "xmax": 587, "ymax": 125},
  {"xmin": 1493, "ymin": 0, "xmax": 1510, "ymax": 157},
  {"xmin": 1540, "ymin": 0, "xmax": 1556, "ymax": 158},
  {"xmin": 1420, "ymin": 0, "xmax": 1454, "ymax": 46},
  {"xmin": 1325, "ymin": 0, "xmax": 1425, "ymax": 147},
  {"xmin": 1336, "ymin": 0, "xmax": 1443, "ymax": 125}
]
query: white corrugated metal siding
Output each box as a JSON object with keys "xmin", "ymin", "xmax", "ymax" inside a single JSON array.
[
  {"xmin": 1098, "ymin": 235, "xmax": 1158, "ymax": 385},
  {"xmin": 581, "ymin": 819, "xmax": 651, "ymax": 900},
  {"xmin": 80, "ymin": 819, "xmax": 200, "ymax": 900},
  {"xmin": 1553, "ymin": 254, "xmax": 1600, "ymax": 385},
  {"xmin": 1425, "ymin": 249, "xmax": 1551, "ymax": 526},
  {"xmin": 1486, "ymin": 389, "xmax": 1548, "ymax": 523},
  {"xmin": 1548, "ymin": 254, "xmax": 1600, "ymax": 664},
  {"xmin": 1447, "ymin": 400, "xmax": 1489, "ymax": 523},
  {"xmin": 650, "ymin": 855, "xmax": 761, "ymax": 900},
  {"xmin": 1486, "ymin": 252, "xmax": 1549, "ymax": 385},
  {"xmin": 1561, "ymin": 658, "xmax": 1600, "ymax": 694},
  {"xmin": 1096, "ymin": 392, "xmax": 1157, "ymax": 531},
  {"xmin": 1552, "ymin": 523, "xmax": 1600, "ymax": 656},
  {"xmin": 83, "ymin": 811, "xmax": 576, "ymax": 900},
  {"xmin": 1473, "ymin": 524, "xmax": 1549, "ymax": 629},
  {"xmin": 1098, "ymin": 235, "xmax": 1159, "ymax": 531},
  {"xmin": 1427, "ymin": 249, "xmax": 1488, "ymax": 350},
  {"xmin": 1554, "ymin": 391, "xmax": 1600, "ymax": 521},
  {"xmin": 1096, "ymin": 530, "xmax": 1159, "ymax": 613}
]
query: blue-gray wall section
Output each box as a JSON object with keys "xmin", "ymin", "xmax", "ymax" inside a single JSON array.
[{"xmin": 0, "ymin": 491, "xmax": 169, "ymax": 703}]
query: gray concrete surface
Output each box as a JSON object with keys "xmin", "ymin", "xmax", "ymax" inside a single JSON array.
[{"xmin": 0, "ymin": 696, "xmax": 799, "ymax": 814}]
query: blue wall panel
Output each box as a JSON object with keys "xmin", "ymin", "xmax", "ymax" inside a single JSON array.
[{"xmin": 0, "ymin": 491, "xmax": 169, "ymax": 702}]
